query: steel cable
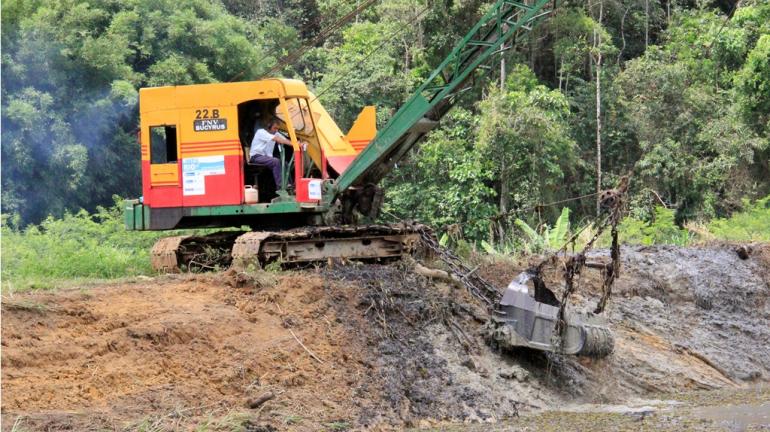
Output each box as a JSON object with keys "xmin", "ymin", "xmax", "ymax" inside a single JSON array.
[
  {"xmin": 310, "ymin": 5, "xmax": 432, "ymax": 103},
  {"xmin": 228, "ymin": 0, "xmax": 380, "ymax": 82}
]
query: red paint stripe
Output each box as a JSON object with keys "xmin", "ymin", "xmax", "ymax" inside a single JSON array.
[
  {"xmin": 180, "ymin": 139, "xmax": 240, "ymax": 146},
  {"xmin": 181, "ymin": 145, "xmax": 241, "ymax": 150},
  {"xmin": 181, "ymin": 149, "xmax": 240, "ymax": 155},
  {"xmin": 181, "ymin": 144, "xmax": 241, "ymax": 148},
  {"xmin": 181, "ymin": 145, "xmax": 242, "ymax": 151},
  {"xmin": 348, "ymin": 139, "xmax": 371, "ymax": 143},
  {"xmin": 181, "ymin": 144, "xmax": 241, "ymax": 149}
]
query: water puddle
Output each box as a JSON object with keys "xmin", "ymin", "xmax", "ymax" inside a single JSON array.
[
  {"xmin": 692, "ymin": 402, "xmax": 770, "ymax": 431},
  {"xmin": 559, "ymin": 398, "xmax": 681, "ymax": 415}
]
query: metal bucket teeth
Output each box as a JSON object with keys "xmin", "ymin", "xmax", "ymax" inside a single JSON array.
[{"xmin": 577, "ymin": 324, "xmax": 615, "ymax": 357}]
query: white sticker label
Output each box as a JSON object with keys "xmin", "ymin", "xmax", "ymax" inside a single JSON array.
[
  {"xmin": 308, "ymin": 179, "xmax": 323, "ymax": 200},
  {"xmin": 182, "ymin": 156, "xmax": 225, "ymax": 196},
  {"xmin": 182, "ymin": 171, "xmax": 205, "ymax": 195}
]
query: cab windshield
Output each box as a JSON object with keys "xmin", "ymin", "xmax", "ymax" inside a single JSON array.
[{"xmin": 276, "ymin": 98, "xmax": 314, "ymax": 135}]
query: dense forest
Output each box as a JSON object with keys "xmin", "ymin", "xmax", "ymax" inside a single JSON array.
[{"xmin": 2, "ymin": 0, "xmax": 768, "ymax": 243}]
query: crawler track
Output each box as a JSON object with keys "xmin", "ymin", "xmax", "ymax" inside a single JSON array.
[{"xmin": 150, "ymin": 223, "xmax": 426, "ymax": 272}]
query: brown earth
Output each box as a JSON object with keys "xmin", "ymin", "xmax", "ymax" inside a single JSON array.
[
  {"xmin": 2, "ymin": 243, "xmax": 769, "ymax": 431},
  {"xmin": 2, "ymin": 273, "xmax": 375, "ymax": 431}
]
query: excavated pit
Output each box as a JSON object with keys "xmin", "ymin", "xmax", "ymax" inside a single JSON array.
[{"xmin": 2, "ymin": 243, "xmax": 769, "ymax": 430}]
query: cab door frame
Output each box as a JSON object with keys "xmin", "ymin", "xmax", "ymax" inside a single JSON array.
[{"xmin": 141, "ymin": 110, "xmax": 182, "ymax": 208}]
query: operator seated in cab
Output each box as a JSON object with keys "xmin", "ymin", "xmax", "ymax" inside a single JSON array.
[{"xmin": 249, "ymin": 118, "xmax": 307, "ymax": 191}]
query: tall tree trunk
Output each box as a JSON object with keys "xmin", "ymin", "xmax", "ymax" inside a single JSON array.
[
  {"xmin": 501, "ymin": 49, "xmax": 506, "ymax": 90},
  {"xmin": 645, "ymin": 0, "xmax": 650, "ymax": 50},
  {"xmin": 499, "ymin": 35, "xmax": 508, "ymax": 243},
  {"xmin": 499, "ymin": 161, "xmax": 508, "ymax": 243},
  {"xmin": 501, "ymin": 21, "xmax": 510, "ymax": 89},
  {"xmin": 617, "ymin": 6, "xmax": 629, "ymax": 67},
  {"xmin": 594, "ymin": 0, "xmax": 603, "ymax": 216}
]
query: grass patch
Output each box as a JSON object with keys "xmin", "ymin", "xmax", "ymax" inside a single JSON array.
[
  {"xmin": 0, "ymin": 200, "xmax": 223, "ymax": 293},
  {"xmin": 2, "ymin": 203, "xmax": 165, "ymax": 292},
  {"xmin": 706, "ymin": 196, "xmax": 770, "ymax": 242},
  {"xmin": 324, "ymin": 420, "xmax": 351, "ymax": 431},
  {"xmin": 284, "ymin": 415, "xmax": 303, "ymax": 425},
  {"xmin": 612, "ymin": 196, "xmax": 770, "ymax": 246},
  {"xmin": 125, "ymin": 410, "xmax": 252, "ymax": 432},
  {"xmin": 193, "ymin": 410, "xmax": 252, "ymax": 432},
  {"xmin": 123, "ymin": 415, "xmax": 166, "ymax": 432},
  {"xmin": 9, "ymin": 416, "xmax": 30, "ymax": 432}
]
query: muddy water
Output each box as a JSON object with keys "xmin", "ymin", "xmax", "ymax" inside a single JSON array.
[
  {"xmin": 611, "ymin": 245, "xmax": 770, "ymax": 383},
  {"xmin": 456, "ymin": 385, "xmax": 770, "ymax": 431},
  {"xmin": 561, "ymin": 386, "xmax": 770, "ymax": 432},
  {"xmin": 693, "ymin": 402, "xmax": 770, "ymax": 431}
]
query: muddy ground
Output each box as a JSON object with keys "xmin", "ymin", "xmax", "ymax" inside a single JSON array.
[{"xmin": 2, "ymin": 243, "xmax": 769, "ymax": 431}]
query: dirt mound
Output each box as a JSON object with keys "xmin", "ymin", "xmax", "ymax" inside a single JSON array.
[
  {"xmin": 603, "ymin": 244, "xmax": 768, "ymax": 386},
  {"xmin": 528, "ymin": 243, "xmax": 770, "ymax": 406},
  {"xmin": 2, "ymin": 274, "xmax": 372, "ymax": 431},
  {"xmin": 2, "ymin": 243, "xmax": 769, "ymax": 430},
  {"xmin": 323, "ymin": 264, "xmax": 561, "ymax": 425}
]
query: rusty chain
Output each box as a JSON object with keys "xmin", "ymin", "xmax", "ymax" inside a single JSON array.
[
  {"xmin": 412, "ymin": 175, "xmax": 630, "ymax": 325},
  {"xmin": 416, "ymin": 226, "xmax": 502, "ymax": 307},
  {"xmin": 552, "ymin": 175, "xmax": 629, "ymax": 336}
]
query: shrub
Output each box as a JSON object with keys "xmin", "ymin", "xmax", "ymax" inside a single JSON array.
[
  {"xmin": 706, "ymin": 195, "xmax": 770, "ymax": 241},
  {"xmin": 1, "ymin": 199, "xmax": 166, "ymax": 291},
  {"xmin": 615, "ymin": 206, "xmax": 693, "ymax": 246}
]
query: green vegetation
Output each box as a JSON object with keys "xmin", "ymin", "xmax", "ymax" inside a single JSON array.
[
  {"xmin": 6, "ymin": 194, "xmax": 763, "ymax": 293},
  {"xmin": 513, "ymin": 207, "xmax": 573, "ymax": 254},
  {"xmin": 609, "ymin": 196, "xmax": 770, "ymax": 246},
  {"xmin": 378, "ymin": 0, "xmax": 770, "ymax": 244},
  {"xmin": 192, "ymin": 410, "xmax": 252, "ymax": 432},
  {"xmin": 1, "ymin": 0, "xmax": 768, "ymax": 287},
  {"xmin": 284, "ymin": 415, "xmax": 304, "ymax": 425},
  {"xmin": 705, "ymin": 196, "xmax": 770, "ymax": 241},
  {"xmin": 1, "ymin": 0, "xmax": 274, "ymax": 224},
  {"xmin": 1, "ymin": 199, "xmax": 165, "ymax": 291},
  {"xmin": 324, "ymin": 420, "xmax": 352, "ymax": 431},
  {"xmin": 614, "ymin": 206, "xmax": 695, "ymax": 246}
]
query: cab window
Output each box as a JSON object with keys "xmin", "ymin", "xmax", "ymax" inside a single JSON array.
[
  {"xmin": 150, "ymin": 125, "xmax": 177, "ymax": 164},
  {"xmin": 276, "ymin": 98, "xmax": 314, "ymax": 134}
]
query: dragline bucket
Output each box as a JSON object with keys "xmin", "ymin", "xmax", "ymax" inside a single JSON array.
[{"xmin": 486, "ymin": 273, "xmax": 614, "ymax": 357}]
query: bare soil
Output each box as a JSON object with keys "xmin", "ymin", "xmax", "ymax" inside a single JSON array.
[
  {"xmin": 2, "ymin": 273, "xmax": 373, "ymax": 431},
  {"xmin": 2, "ymin": 243, "xmax": 769, "ymax": 431}
]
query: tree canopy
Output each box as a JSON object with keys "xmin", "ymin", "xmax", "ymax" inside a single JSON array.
[{"xmin": 2, "ymin": 0, "xmax": 768, "ymax": 243}]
